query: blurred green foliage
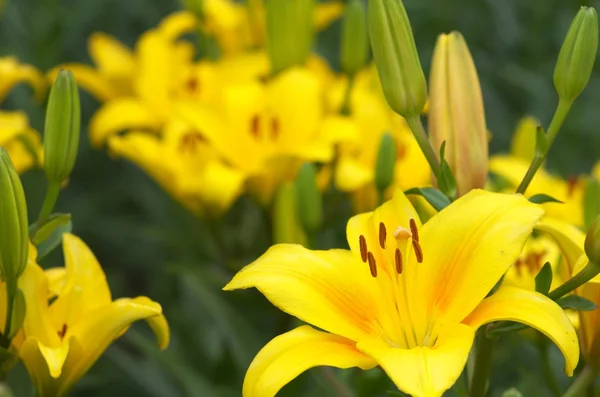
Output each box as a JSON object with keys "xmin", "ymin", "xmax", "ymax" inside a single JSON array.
[{"xmin": 1, "ymin": 0, "xmax": 599, "ymax": 396}]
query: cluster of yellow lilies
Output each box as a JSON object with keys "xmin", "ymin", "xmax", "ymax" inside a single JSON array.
[{"xmin": 2, "ymin": 0, "xmax": 600, "ymax": 396}]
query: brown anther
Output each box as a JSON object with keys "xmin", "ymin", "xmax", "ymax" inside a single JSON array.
[
  {"xmin": 179, "ymin": 132, "xmax": 205, "ymax": 154},
  {"xmin": 395, "ymin": 248, "xmax": 403, "ymax": 274},
  {"xmin": 271, "ymin": 117, "xmax": 280, "ymax": 140},
  {"xmin": 409, "ymin": 218, "xmax": 419, "ymax": 242},
  {"xmin": 359, "ymin": 235, "xmax": 368, "ymax": 263},
  {"xmin": 378, "ymin": 222, "xmax": 387, "ymax": 249},
  {"xmin": 367, "ymin": 251, "xmax": 377, "ymax": 277},
  {"xmin": 251, "ymin": 115, "xmax": 260, "ymax": 138},
  {"xmin": 187, "ymin": 77, "xmax": 199, "ymax": 92},
  {"xmin": 58, "ymin": 323, "xmax": 67, "ymax": 339},
  {"xmin": 413, "ymin": 240, "xmax": 423, "ymax": 263},
  {"xmin": 567, "ymin": 175, "xmax": 578, "ymax": 197}
]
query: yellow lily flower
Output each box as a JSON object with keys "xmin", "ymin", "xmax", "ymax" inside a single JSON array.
[
  {"xmin": 18, "ymin": 233, "xmax": 169, "ymax": 397},
  {"xmin": 225, "ymin": 189, "xmax": 578, "ymax": 397},
  {"xmin": 0, "ymin": 56, "xmax": 45, "ymax": 103},
  {"xmin": 0, "ymin": 111, "xmax": 42, "ymax": 174}
]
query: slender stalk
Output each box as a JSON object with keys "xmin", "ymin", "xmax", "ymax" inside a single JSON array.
[
  {"xmin": 405, "ymin": 115, "xmax": 441, "ymax": 176},
  {"xmin": 1, "ymin": 281, "xmax": 16, "ymax": 348},
  {"xmin": 516, "ymin": 99, "xmax": 572, "ymax": 194},
  {"xmin": 548, "ymin": 261, "xmax": 600, "ymax": 301},
  {"xmin": 320, "ymin": 367, "xmax": 353, "ymax": 397},
  {"xmin": 34, "ymin": 181, "xmax": 61, "ymax": 234},
  {"xmin": 340, "ymin": 74, "xmax": 355, "ymax": 116},
  {"xmin": 563, "ymin": 366, "xmax": 596, "ymax": 397},
  {"xmin": 538, "ymin": 335, "xmax": 561, "ymax": 397},
  {"xmin": 469, "ymin": 330, "xmax": 496, "ymax": 397}
]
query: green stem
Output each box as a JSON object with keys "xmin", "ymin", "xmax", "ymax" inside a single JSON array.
[
  {"xmin": 319, "ymin": 367, "xmax": 352, "ymax": 397},
  {"xmin": 548, "ymin": 261, "xmax": 600, "ymax": 301},
  {"xmin": 469, "ymin": 330, "xmax": 496, "ymax": 397},
  {"xmin": 340, "ymin": 74, "xmax": 355, "ymax": 116},
  {"xmin": 563, "ymin": 366, "xmax": 596, "ymax": 397},
  {"xmin": 405, "ymin": 115, "xmax": 441, "ymax": 177},
  {"xmin": 34, "ymin": 181, "xmax": 60, "ymax": 234},
  {"xmin": 1, "ymin": 281, "xmax": 16, "ymax": 348},
  {"xmin": 538, "ymin": 335, "xmax": 561, "ymax": 397},
  {"xmin": 516, "ymin": 99, "xmax": 572, "ymax": 194}
]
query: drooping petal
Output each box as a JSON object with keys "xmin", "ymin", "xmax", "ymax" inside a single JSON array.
[
  {"xmin": 88, "ymin": 32, "xmax": 135, "ymax": 80},
  {"xmin": 89, "ymin": 99, "xmax": 161, "ymax": 147},
  {"xmin": 313, "ymin": 2, "xmax": 344, "ymax": 31},
  {"xmin": 410, "ymin": 190, "xmax": 543, "ymax": 342},
  {"xmin": 47, "ymin": 64, "xmax": 117, "ymax": 102},
  {"xmin": 244, "ymin": 325, "xmax": 376, "ymax": 397},
  {"xmin": 0, "ymin": 57, "xmax": 46, "ymax": 103},
  {"xmin": 157, "ymin": 10, "xmax": 197, "ymax": 40},
  {"xmin": 464, "ymin": 285, "xmax": 579, "ymax": 376},
  {"xmin": 579, "ymin": 282, "xmax": 600, "ymax": 365},
  {"xmin": 535, "ymin": 217, "xmax": 586, "ymax": 277},
  {"xmin": 224, "ymin": 244, "xmax": 392, "ymax": 343},
  {"xmin": 357, "ymin": 323, "xmax": 475, "ymax": 397},
  {"xmin": 20, "ymin": 338, "xmax": 61, "ymax": 397}
]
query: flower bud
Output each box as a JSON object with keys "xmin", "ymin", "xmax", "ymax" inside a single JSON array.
[
  {"xmin": 273, "ymin": 183, "xmax": 306, "ymax": 245},
  {"xmin": 296, "ymin": 163, "xmax": 323, "ymax": 234},
  {"xmin": 266, "ymin": 0, "xmax": 315, "ymax": 75},
  {"xmin": 368, "ymin": 0, "xmax": 427, "ymax": 117},
  {"xmin": 374, "ymin": 132, "xmax": 396, "ymax": 193},
  {"xmin": 341, "ymin": 0, "xmax": 369, "ymax": 76},
  {"xmin": 429, "ymin": 31, "xmax": 488, "ymax": 196},
  {"xmin": 554, "ymin": 7, "xmax": 598, "ymax": 103},
  {"xmin": 44, "ymin": 69, "xmax": 81, "ymax": 184},
  {"xmin": 585, "ymin": 214, "xmax": 600, "ymax": 265},
  {"xmin": 0, "ymin": 149, "xmax": 29, "ymax": 281}
]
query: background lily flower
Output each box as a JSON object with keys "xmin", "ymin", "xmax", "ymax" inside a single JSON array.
[
  {"xmin": 225, "ymin": 189, "xmax": 578, "ymax": 397},
  {"xmin": 18, "ymin": 234, "xmax": 169, "ymax": 397}
]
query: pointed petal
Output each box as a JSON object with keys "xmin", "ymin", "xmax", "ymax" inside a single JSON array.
[
  {"xmin": 313, "ymin": 2, "xmax": 344, "ymax": 31},
  {"xmin": 0, "ymin": 57, "xmax": 46, "ymax": 102},
  {"xmin": 19, "ymin": 338, "xmax": 61, "ymax": 396},
  {"xmin": 244, "ymin": 325, "xmax": 375, "ymax": 397},
  {"xmin": 157, "ymin": 11, "xmax": 197, "ymax": 40},
  {"xmin": 89, "ymin": 98, "xmax": 161, "ymax": 147},
  {"xmin": 47, "ymin": 64, "xmax": 117, "ymax": 102},
  {"xmin": 464, "ymin": 285, "xmax": 579, "ymax": 375},
  {"xmin": 357, "ymin": 323, "xmax": 474, "ymax": 397},
  {"xmin": 535, "ymin": 217, "xmax": 586, "ymax": 277},
  {"xmin": 411, "ymin": 190, "xmax": 543, "ymax": 340},
  {"xmin": 88, "ymin": 32, "xmax": 135, "ymax": 78},
  {"xmin": 224, "ymin": 244, "xmax": 391, "ymax": 342}
]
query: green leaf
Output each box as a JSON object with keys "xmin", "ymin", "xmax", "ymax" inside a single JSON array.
[
  {"xmin": 437, "ymin": 141, "xmax": 457, "ymax": 200},
  {"xmin": 534, "ymin": 262, "xmax": 553, "ymax": 295},
  {"xmin": 557, "ymin": 295, "xmax": 598, "ymax": 311},
  {"xmin": 534, "ymin": 125, "xmax": 547, "ymax": 158},
  {"xmin": 33, "ymin": 215, "xmax": 72, "ymax": 260},
  {"xmin": 8, "ymin": 288, "xmax": 25, "ymax": 340},
  {"xmin": 584, "ymin": 178, "xmax": 600, "ymax": 229},
  {"xmin": 405, "ymin": 187, "xmax": 452, "ymax": 212},
  {"xmin": 30, "ymin": 213, "xmax": 71, "ymax": 245},
  {"xmin": 528, "ymin": 194, "xmax": 564, "ymax": 204}
]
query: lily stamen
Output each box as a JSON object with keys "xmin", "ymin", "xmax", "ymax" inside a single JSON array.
[
  {"xmin": 379, "ymin": 222, "xmax": 387, "ymax": 249},
  {"xmin": 409, "ymin": 218, "xmax": 419, "ymax": 242},
  {"xmin": 413, "ymin": 239, "xmax": 423, "ymax": 263},
  {"xmin": 395, "ymin": 248, "xmax": 403, "ymax": 274},
  {"xmin": 58, "ymin": 324, "xmax": 67, "ymax": 339},
  {"xmin": 367, "ymin": 251, "xmax": 377, "ymax": 277},
  {"xmin": 359, "ymin": 235, "xmax": 368, "ymax": 262}
]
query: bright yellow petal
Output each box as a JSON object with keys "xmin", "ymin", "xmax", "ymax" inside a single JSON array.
[
  {"xmin": 89, "ymin": 98, "xmax": 161, "ymax": 147},
  {"xmin": 192, "ymin": 160, "xmax": 246, "ymax": 213},
  {"xmin": 579, "ymin": 282, "xmax": 600, "ymax": 364},
  {"xmin": 510, "ymin": 116, "xmax": 541, "ymax": 162},
  {"xmin": 0, "ymin": 56, "xmax": 46, "ymax": 103},
  {"xmin": 157, "ymin": 11, "xmax": 197, "ymax": 40},
  {"xmin": 411, "ymin": 190, "xmax": 543, "ymax": 341},
  {"xmin": 244, "ymin": 325, "xmax": 376, "ymax": 397},
  {"xmin": 464, "ymin": 285, "xmax": 579, "ymax": 376},
  {"xmin": 224, "ymin": 244, "xmax": 392, "ymax": 343},
  {"xmin": 357, "ymin": 323, "xmax": 475, "ymax": 397},
  {"xmin": 47, "ymin": 64, "xmax": 117, "ymax": 102},
  {"xmin": 88, "ymin": 32, "xmax": 135, "ymax": 78},
  {"xmin": 335, "ymin": 156, "xmax": 372, "ymax": 192},
  {"xmin": 0, "ymin": 111, "xmax": 28, "ymax": 144},
  {"xmin": 313, "ymin": 2, "xmax": 344, "ymax": 31},
  {"xmin": 45, "ymin": 267, "xmax": 67, "ymax": 299},
  {"xmin": 535, "ymin": 217, "xmax": 586, "ymax": 277},
  {"xmin": 20, "ymin": 337, "xmax": 62, "ymax": 397}
]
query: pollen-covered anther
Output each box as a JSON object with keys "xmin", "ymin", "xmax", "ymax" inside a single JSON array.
[
  {"xmin": 395, "ymin": 248, "xmax": 403, "ymax": 274},
  {"xmin": 409, "ymin": 218, "xmax": 419, "ymax": 242},
  {"xmin": 413, "ymin": 240, "xmax": 423, "ymax": 263},
  {"xmin": 367, "ymin": 251, "xmax": 378, "ymax": 277},
  {"xmin": 58, "ymin": 323, "xmax": 67, "ymax": 339},
  {"xmin": 393, "ymin": 226, "xmax": 412, "ymax": 240},
  {"xmin": 378, "ymin": 222, "xmax": 387, "ymax": 249},
  {"xmin": 359, "ymin": 235, "xmax": 368, "ymax": 263}
]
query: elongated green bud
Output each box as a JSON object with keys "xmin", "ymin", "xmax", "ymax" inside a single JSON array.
[
  {"xmin": 273, "ymin": 183, "xmax": 306, "ymax": 245},
  {"xmin": 266, "ymin": 0, "xmax": 315, "ymax": 75},
  {"xmin": 44, "ymin": 70, "xmax": 80, "ymax": 184},
  {"xmin": 374, "ymin": 133, "xmax": 396, "ymax": 193},
  {"xmin": 585, "ymin": 214, "xmax": 600, "ymax": 265},
  {"xmin": 341, "ymin": 0, "xmax": 369, "ymax": 76},
  {"xmin": 368, "ymin": 0, "xmax": 427, "ymax": 117},
  {"xmin": 554, "ymin": 7, "xmax": 598, "ymax": 103},
  {"xmin": 296, "ymin": 163, "xmax": 323, "ymax": 234},
  {"xmin": 0, "ymin": 149, "xmax": 29, "ymax": 281}
]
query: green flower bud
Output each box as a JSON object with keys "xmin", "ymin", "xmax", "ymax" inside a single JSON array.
[
  {"xmin": 341, "ymin": 0, "xmax": 369, "ymax": 76},
  {"xmin": 0, "ymin": 149, "xmax": 29, "ymax": 281},
  {"xmin": 296, "ymin": 163, "xmax": 323, "ymax": 234},
  {"xmin": 273, "ymin": 183, "xmax": 306, "ymax": 245},
  {"xmin": 374, "ymin": 132, "xmax": 396, "ymax": 193},
  {"xmin": 554, "ymin": 7, "xmax": 598, "ymax": 103},
  {"xmin": 368, "ymin": 0, "xmax": 427, "ymax": 117},
  {"xmin": 266, "ymin": 0, "xmax": 315, "ymax": 75},
  {"xmin": 585, "ymin": 214, "xmax": 600, "ymax": 265},
  {"xmin": 44, "ymin": 69, "xmax": 81, "ymax": 184}
]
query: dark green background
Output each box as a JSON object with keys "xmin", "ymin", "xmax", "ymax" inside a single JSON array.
[{"xmin": 0, "ymin": 0, "xmax": 597, "ymax": 396}]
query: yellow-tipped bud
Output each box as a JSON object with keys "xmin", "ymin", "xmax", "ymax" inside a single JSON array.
[
  {"xmin": 44, "ymin": 70, "xmax": 81, "ymax": 184},
  {"xmin": 341, "ymin": 0, "xmax": 369, "ymax": 76},
  {"xmin": 429, "ymin": 31, "xmax": 488, "ymax": 196},
  {"xmin": 0, "ymin": 149, "xmax": 29, "ymax": 282},
  {"xmin": 368, "ymin": 0, "xmax": 427, "ymax": 117},
  {"xmin": 266, "ymin": 0, "xmax": 315, "ymax": 75},
  {"xmin": 554, "ymin": 7, "xmax": 598, "ymax": 103},
  {"xmin": 585, "ymin": 214, "xmax": 600, "ymax": 265}
]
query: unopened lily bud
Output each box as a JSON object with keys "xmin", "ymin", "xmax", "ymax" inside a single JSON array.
[
  {"xmin": 296, "ymin": 163, "xmax": 323, "ymax": 234},
  {"xmin": 341, "ymin": 0, "xmax": 369, "ymax": 77},
  {"xmin": 273, "ymin": 183, "xmax": 306, "ymax": 245},
  {"xmin": 429, "ymin": 31, "xmax": 488, "ymax": 196},
  {"xmin": 585, "ymin": 214, "xmax": 600, "ymax": 265},
  {"xmin": 0, "ymin": 149, "xmax": 29, "ymax": 281},
  {"xmin": 266, "ymin": 0, "xmax": 315, "ymax": 75},
  {"xmin": 374, "ymin": 133, "xmax": 396, "ymax": 193},
  {"xmin": 44, "ymin": 70, "xmax": 81, "ymax": 184},
  {"xmin": 368, "ymin": 0, "xmax": 427, "ymax": 117},
  {"xmin": 554, "ymin": 7, "xmax": 598, "ymax": 103}
]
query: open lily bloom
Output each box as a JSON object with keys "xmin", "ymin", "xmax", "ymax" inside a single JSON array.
[
  {"xmin": 0, "ymin": 56, "xmax": 46, "ymax": 102},
  {"xmin": 18, "ymin": 234, "xmax": 169, "ymax": 397},
  {"xmin": 225, "ymin": 189, "xmax": 578, "ymax": 397}
]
